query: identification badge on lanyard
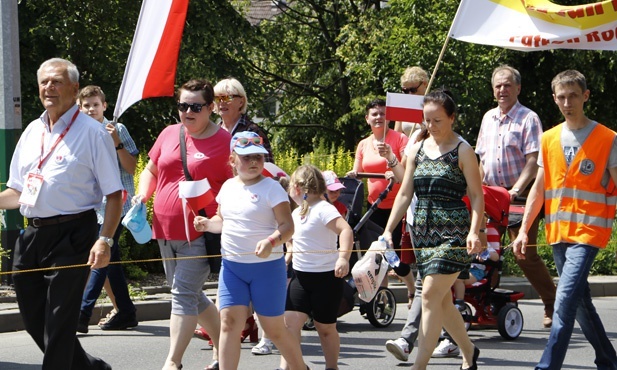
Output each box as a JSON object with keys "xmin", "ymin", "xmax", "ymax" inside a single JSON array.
[{"xmin": 18, "ymin": 173, "xmax": 44, "ymax": 207}]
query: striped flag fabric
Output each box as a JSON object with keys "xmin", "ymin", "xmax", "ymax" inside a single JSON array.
[
  {"xmin": 262, "ymin": 162, "xmax": 288, "ymax": 178},
  {"xmin": 113, "ymin": 0, "xmax": 189, "ymax": 119},
  {"xmin": 385, "ymin": 92, "xmax": 424, "ymax": 123},
  {"xmin": 179, "ymin": 178, "xmax": 214, "ymax": 216},
  {"xmin": 179, "ymin": 177, "xmax": 214, "ymax": 242},
  {"xmin": 450, "ymin": 0, "xmax": 617, "ymax": 51}
]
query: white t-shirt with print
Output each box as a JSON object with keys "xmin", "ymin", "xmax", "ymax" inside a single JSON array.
[{"xmin": 217, "ymin": 176, "xmax": 288, "ymax": 264}]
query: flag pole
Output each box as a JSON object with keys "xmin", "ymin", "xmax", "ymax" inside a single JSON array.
[{"xmin": 426, "ymin": 0, "xmax": 467, "ymax": 93}]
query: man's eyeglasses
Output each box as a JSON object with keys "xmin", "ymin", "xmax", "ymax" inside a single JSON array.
[
  {"xmin": 177, "ymin": 102, "xmax": 208, "ymax": 113},
  {"xmin": 235, "ymin": 136, "xmax": 263, "ymax": 147},
  {"xmin": 402, "ymin": 83, "xmax": 423, "ymax": 94},
  {"xmin": 214, "ymin": 95, "xmax": 242, "ymax": 104}
]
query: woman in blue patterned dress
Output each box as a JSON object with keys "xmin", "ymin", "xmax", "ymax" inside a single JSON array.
[{"xmin": 383, "ymin": 90, "xmax": 484, "ymax": 370}]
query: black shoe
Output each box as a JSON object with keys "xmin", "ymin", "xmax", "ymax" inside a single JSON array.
[
  {"xmin": 77, "ymin": 314, "xmax": 89, "ymax": 334},
  {"xmin": 99, "ymin": 311, "xmax": 138, "ymax": 331},
  {"xmin": 460, "ymin": 346, "xmax": 480, "ymax": 370}
]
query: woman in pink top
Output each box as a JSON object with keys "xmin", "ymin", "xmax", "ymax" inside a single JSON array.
[
  {"xmin": 346, "ymin": 99, "xmax": 415, "ymax": 293},
  {"xmin": 134, "ymin": 80, "xmax": 232, "ymax": 370},
  {"xmin": 346, "ymin": 99, "xmax": 408, "ymax": 251}
]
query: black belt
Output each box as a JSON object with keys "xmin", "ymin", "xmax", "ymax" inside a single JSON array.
[{"xmin": 27, "ymin": 210, "xmax": 94, "ymax": 228}]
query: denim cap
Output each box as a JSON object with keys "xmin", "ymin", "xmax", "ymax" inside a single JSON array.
[
  {"xmin": 121, "ymin": 202, "xmax": 152, "ymax": 244},
  {"xmin": 230, "ymin": 131, "xmax": 269, "ymax": 156}
]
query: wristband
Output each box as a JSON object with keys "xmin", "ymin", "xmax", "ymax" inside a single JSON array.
[
  {"xmin": 387, "ymin": 157, "xmax": 399, "ymax": 168},
  {"xmin": 267, "ymin": 236, "xmax": 276, "ymax": 247}
]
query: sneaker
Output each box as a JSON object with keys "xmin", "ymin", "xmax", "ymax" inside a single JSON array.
[
  {"xmin": 99, "ymin": 311, "xmax": 138, "ymax": 331},
  {"xmin": 454, "ymin": 299, "xmax": 466, "ymax": 312},
  {"xmin": 432, "ymin": 338, "xmax": 460, "ymax": 358},
  {"xmin": 251, "ymin": 339, "xmax": 274, "ymax": 355},
  {"xmin": 385, "ymin": 338, "xmax": 410, "ymax": 362},
  {"xmin": 77, "ymin": 314, "xmax": 89, "ymax": 334}
]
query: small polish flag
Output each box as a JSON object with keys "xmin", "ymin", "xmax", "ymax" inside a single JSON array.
[
  {"xmin": 385, "ymin": 92, "xmax": 424, "ymax": 123},
  {"xmin": 179, "ymin": 178, "xmax": 214, "ymax": 242},
  {"xmin": 263, "ymin": 162, "xmax": 288, "ymax": 178},
  {"xmin": 179, "ymin": 178, "xmax": 214, "ymax": 215}
]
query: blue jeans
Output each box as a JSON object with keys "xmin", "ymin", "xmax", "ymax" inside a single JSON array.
[
  {"xmin": 81, "ymin": 223, "xmax": 136, "ymax": 318},
  {"xmin": 536, "ymin": 243, "xmax": 617, "ymax": 370}
]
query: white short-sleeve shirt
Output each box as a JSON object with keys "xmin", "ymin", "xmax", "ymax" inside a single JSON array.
[
  {"xmin": 291, "ymin": 200, "xmax": 342, "ymax": 273},
  {"xmin": 7, "ymin": 105, "xmax": 122, "ymax": 218},
  {"xmin": 217, "ymin": 176, "xmax": 289, "ymax": 264}
]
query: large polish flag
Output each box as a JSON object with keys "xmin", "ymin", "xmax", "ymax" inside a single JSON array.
[
  {"xmin": 450, "ymin": 0, "xmax": 617, "ymax": 51},
  {"xmin": 113, "ymin": 0, "xmax": 189, "ymax": 119},
  {"xmin": 179, "ymin": 178, "xmax": 214, "ymax": 241},
  {"xmin": 385, "ymin": 92, "xmax": 424, "ymax": 123}
]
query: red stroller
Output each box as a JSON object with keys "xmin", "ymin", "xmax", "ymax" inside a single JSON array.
[{"xmin": 461, "ymin": 186, "xmax": 526, "ymax": 340}]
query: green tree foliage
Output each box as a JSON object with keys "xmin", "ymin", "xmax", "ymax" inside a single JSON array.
[
  {"xmin": 17, "ymin": 0, "xmax": 253, "ymax": 150},
  {"xmin": 13, "ymin": 0, "xmax": 617, "ymax": 278}
]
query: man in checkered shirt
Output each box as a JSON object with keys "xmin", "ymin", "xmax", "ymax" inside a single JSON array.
[{"xmin": 475, "ymin": 64, "xmax": 556, "ymax": 329}]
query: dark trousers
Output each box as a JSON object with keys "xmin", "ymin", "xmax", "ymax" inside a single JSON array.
[
  {"xmin": 12, "ymin": 211, "xmax": 110, "ymax": 370},
  {"xmin": 81, "ymin": 222, "xmax": 136, "ymax": 318}
]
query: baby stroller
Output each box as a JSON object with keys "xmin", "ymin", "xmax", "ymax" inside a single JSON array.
[
  {"xmin": 460, "ymin": 186, "xmax": 526, "ymax": 340},
  {"xmin": 305, "ymin": 173, "xmax": 397, "ymax": 329}
]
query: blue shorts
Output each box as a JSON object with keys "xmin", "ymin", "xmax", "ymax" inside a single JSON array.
[
  {"xmin": 469, "ymin": 267, "xmax": 485, "ymax": 282},
  {"xmin": 218, "ymin": 258, "xmax": 287, "ymax": 317}
]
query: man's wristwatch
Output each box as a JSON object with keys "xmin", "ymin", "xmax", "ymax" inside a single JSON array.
[
  {"xmin": 98, "ymin": 236, "xmax": 114, "ymax": 248},
  {"xmin": 115, "ymin": 143, "xmax": 124, "ymax": 151},
  {"xmin": 512, "ymin": 187, "xmax": 520, "ymax": 194}
]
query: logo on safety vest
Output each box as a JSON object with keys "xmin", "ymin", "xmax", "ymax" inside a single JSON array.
[{"xmin": 580, "ymin": 159, "xmax": 595, "ymax": 175}]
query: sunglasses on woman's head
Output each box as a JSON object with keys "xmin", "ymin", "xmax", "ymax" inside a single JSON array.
[
  {"xmin": 214, "ymin": 95, "xmax": 242, "ymax": 104},
  {"xmin": 177, "ymin": 102, "xmax": 207, "ymax": 113},
  {"xmin": 235, "ymin": 136, "xmax": 263, "ymax": 147}
]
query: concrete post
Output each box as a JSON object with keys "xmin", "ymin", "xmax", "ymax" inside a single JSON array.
[{"xmin": 0, "ymin": 1, "xmax": 23, "ymax": 285}]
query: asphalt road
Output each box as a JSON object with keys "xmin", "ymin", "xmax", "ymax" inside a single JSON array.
[{"xmin": 1, "ymin": 298, "xmax": 617, "ymax": 369}]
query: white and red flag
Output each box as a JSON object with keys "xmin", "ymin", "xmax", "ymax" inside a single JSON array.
[
  {"xmin": 113, "ymin": 0, "xmax": 189, "ymax": 119},
  {"xmin": 385, "ymin": 92, "xmax": 424, "ymax": 123},
  {"xmin": 179, "ymin": 178, "xmax": 214, "ymax": 241},
  {"xmin": 262, "ymin": 162, "xmax": 288, "ymax": 178},
  {"xmin": 450, "ymin": 0, "xmax": 617, "ymax": 51}
]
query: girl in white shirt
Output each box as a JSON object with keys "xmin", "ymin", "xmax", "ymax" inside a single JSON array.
[
  {"xmin": 194, "ymin": 131, "xmax": 308, "ymax": 370},
  {"xmin": 278, "ymin": 165, "xmax": 353, "ymax": 370}
]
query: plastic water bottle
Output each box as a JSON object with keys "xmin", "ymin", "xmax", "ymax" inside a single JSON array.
[
  {"xmin": 381, "ymin": 236, "xmax": 401, "ymax": 268},
  {"xmin": 479, "ymin": 249, "xmax": 491, "ymax": 260}
]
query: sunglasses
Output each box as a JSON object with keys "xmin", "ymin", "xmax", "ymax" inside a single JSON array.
[
  {"xmin": 235, "ymin": 136, "xmax": 264, "ymax": 147},
  {"xmin": 402, "ymin": 83, "xmax": 423, "ymax": 94},
  {"xmin": 177, "ymin": 102, "xmax": 208, "ymax": 113},
  {"xmin": 214, "ymin": 95, "xmax": 242, "ymax": 104}
]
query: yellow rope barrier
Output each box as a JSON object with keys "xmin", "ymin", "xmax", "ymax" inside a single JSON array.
[{"xmin": 0, "ymin": 242, "xmax": 543, "ymax": 277}]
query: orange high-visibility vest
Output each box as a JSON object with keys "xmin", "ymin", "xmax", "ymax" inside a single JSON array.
[{"xmin": 542, "ymin": 123, "xmax": 617, "ymax": 249}]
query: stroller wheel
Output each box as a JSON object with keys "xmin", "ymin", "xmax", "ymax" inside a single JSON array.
[
  {"xmin": 461, "ymin": 302, "xmax": 474, "ymax": 331},
  {"xmin": 497, "ymin": 305, "xmax": 524, "ymax": 340},
  {"xmin": 365, "ymin": 287, "xmax": 397, "ymax": 328}
]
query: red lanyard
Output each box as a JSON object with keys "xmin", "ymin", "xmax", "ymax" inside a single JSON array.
[{"xmin": 38, "ymin": 109, "xmax": 79, "ymax": 170}]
